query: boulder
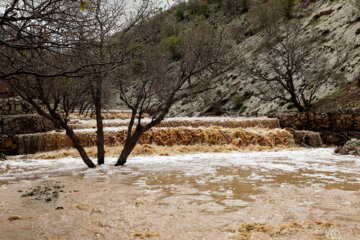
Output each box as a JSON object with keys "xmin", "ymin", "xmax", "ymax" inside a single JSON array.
[
  {"xmin": 334, "ymin": 139, "xmax": 360, "ymax": 156},
  {"xmin": 292, "ymin": 130, "xmax": 323, "ymax": 147},
  {"xmin": 0, "ymin": 152, "xmax": 7, "ymax": 160}
]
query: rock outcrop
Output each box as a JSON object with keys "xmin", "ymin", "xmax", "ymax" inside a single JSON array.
[
  {"xmin": 167, "ymin": 0, "xmax": 360, "ymax": 117},
  {"xmin": 335, "ymin": 139, "xmax": 360, "ymax": 156},
  {"xmin": 0, "ymin": 152, "xmax": 7, "ymax": 161},
  {"xmin": 291, "ymin": 130, "xmax": 323, "ymax": 147}
]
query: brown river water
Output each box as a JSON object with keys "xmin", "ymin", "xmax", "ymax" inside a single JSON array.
[{"xmin": 1, "ymin": 149, "xmax": 360, "ymax": 239}]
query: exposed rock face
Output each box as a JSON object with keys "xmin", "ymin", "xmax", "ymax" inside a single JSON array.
[
  {"xmin": 270, "ymin": 111, "xmax": 360, "ymax": 145},
  {"xmin": 335, "ymin": 139, "xmax": 360, "ymax": 156},
  {"xmin": 167, "ymin": 0, "xmax": 360, "ymax": 117}
]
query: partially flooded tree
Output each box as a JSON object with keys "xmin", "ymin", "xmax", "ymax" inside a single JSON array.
[
  {"xmin": 0, "ymin": 0, "xmax": 98, "ymax": 167},
  {"xmin": 70, "ymin": 0, "xmax": 153, "ymax": 165},
  {"xmin": 113, "ymin": 24, "xmax": 230, "ymax": 166},
  {"xmin": 243, "ymin": 22, "xmax": 343, "ymax": 112},
  {"xmin": 0, "ymin": 0, "xmax": 155, "ymax": 168}
]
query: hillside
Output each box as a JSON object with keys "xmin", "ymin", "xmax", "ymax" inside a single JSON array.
[{"xmin": 142, "ymin": 0, "xmax": 360, "ymax": 117}]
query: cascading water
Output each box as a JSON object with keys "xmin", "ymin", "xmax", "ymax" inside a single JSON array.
[
  {"xmin": 15, "ymin": 117, "xmax": 293, "ymax": 154},
  {"xmin": 69, "ymin": 117, "xmax": 280, "ymax": 129}
]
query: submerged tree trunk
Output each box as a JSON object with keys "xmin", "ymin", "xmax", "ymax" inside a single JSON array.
[
  {"xmin": 95, "ymin": 107, "xmax": 105, "ymax": 165},
  {"xmin": 94, "ymin": 85, "xmax": 105, "ymax": 165},
  {"xmin": 28, "ymin": 99, "xmax": 96, "ymax": 168},
  {"xmin": 64, "ymin": 126, "xmax": 96, "ymax": 168},
  {"xmin": 115, "ymin": 127, "xmax": 142, "ymax": 166}
]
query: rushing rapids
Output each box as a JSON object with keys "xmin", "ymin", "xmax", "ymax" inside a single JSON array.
[
  {"xmin": 11, "ymin": 117, "xmax": 290, "ymax": 154},
  {"xmin": 16, "ymin": 126, "xmax": 294, "ymax": 154},
  {"xmin": 68, "ymin": 117, "xmax": 280, "ymax": 130}
]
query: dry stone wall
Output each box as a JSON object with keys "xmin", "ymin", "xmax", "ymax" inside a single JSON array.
[
  {"xmin": 0, "ymin": 116, "xmax": 55, "ymax": 154},
  {"xmin": 1, "ymin": 97, "xmax": 55, "ymax": 155},
  {"xmin": 0, "ymin": 115, "xmax": 55, "ymax": 135},
  {"xmin": 0, "ymin": 97, "xmax": 36, "ymax": 115},
  {"xmin": 269, "ymin": 111, "xmax": 360, "ymax": 145}
]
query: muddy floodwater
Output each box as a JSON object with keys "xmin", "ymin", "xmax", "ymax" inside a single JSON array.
[{"xmin": 1, "ymin": 148, "xmax": 360, "ymax": 239}]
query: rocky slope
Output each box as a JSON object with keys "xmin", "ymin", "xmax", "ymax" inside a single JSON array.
[{"xmin": 164, "ymin": 0, "xmax": 360, "ymax": 117}]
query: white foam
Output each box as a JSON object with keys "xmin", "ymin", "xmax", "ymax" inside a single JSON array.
[{"xmin": 1, "ymin": 149, "xmax": 359, "ymax": 186}]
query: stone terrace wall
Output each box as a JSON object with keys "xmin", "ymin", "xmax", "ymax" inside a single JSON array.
[
  {"xmin": 1, "ymin": 97, "xmax": 56, "ymax": 155},
  {"xmin": 0, "ymin": 115, "xmax": 55, "ymax": 154},
  {"xmin": 269, "ymin": 111, "xmax": 360, "ymax": 145},
  {"xmin": 0, "ymin": 115, "xmax": 55, "ymax": 135},
  {"xmin": 0, "ymin": 97, "xmax": 36, "ymax": 115}
]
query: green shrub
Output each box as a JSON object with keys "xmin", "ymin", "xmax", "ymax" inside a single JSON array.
[
  {"xmin": 175, "ymin": 3, "xmax": 186, "ymax": 21},
  {"xmin": 158, "ymin": 35, "xmax": 182, "ymax": 60},
  {"xmin": 239, "ymin": 105, "xmax": 247, "ymax": 114},
  {"xmin": 131, "ymin": 58, "xmax": 144, "ymax": 74},
  {"xmin": 238, "ymin": 0, "xmax": 250, "ymax": 13},
  {"xmin": 287, "ymin": 103, "xmax": 295, "ymax": 110},
  {"xmin": 278, "ymin": 0, "xmax": 296, "ymax": 19},
  {"xmin": 188, "ymin": 0, "xmax": 210, "ymax": 17},
  {"xmin": 333, "ymin": 72, "xmax": 347, "ymax": 88},
  {"xmin": 231, "ymin": 94, "xmax": 244, "ymax": 109},
  {"xmin": 216, "ymin": 0, "xmax": 249, "ymax": 14},
  {"xmin": 161, "ymin": 24, "xmax": 176, "ymax": 38},
  {"xmin": 279, "ymin": 101, "xmax": 286, "ymax": 107},
  {"xmin": 198, "ymin": 1, "xmax": 210, "ymax": 17}
]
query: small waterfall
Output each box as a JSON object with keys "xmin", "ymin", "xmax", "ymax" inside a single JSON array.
[
  {"xmin": 16, "ymin": 116, "xmax": 294, "ymax": 154},
  {"xmin": 69, "ymin": 117, "xmax": 280, "ymax": 130}
]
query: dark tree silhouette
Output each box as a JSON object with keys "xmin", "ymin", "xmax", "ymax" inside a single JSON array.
[{"xmin": 243, "ymin": 22, "xmax": 344, "ymax": 112}]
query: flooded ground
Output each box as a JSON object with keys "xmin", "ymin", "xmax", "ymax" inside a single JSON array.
[{"xmin": 1, "ymin": 148, "xmax": 360, "ymax": 239}]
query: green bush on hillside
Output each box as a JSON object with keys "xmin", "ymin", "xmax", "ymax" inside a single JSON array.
[
  {"xmin": 238, "ymin": 0, "xmax": 250, "ymax": 13},
  {"xmin": 131, "ymin": 58, "xmax": 144, "ymax": 75},
  {"xmin": 175, "ymin": 3, "xmax": 186, "ymax": 21},
  {"xmin": 231, "ymin": 93, "xmax": 244, "ymax": 109},
  {"xmin": 215, "ymin": 0, "xmax": 250, "ymax": 14},
  {"xmin": 158, "ymin": 35, "xmax": 182, "ymax": 60},
  {"xmin": 175, "ymin": 0, "xmax": 210, "ymax": 21},
  {"xmin": 161, "ymin": 24, "xmax": 176, "ymax": 38},
  {"xmin": 278, "ymin": 0, "xmax": 296, "ymax": 19}
]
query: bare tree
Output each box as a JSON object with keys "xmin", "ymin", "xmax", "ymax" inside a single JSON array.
[
  {"xmin": 0, "ymin": 0, "xmax": 88, "ymax": 79},
  {"xmin": 243, "ymin": 22, "xmax": 342, "ymax": 112},
  {"xmin": 0, "ymin": 0, "xmax": 99, "ymax": 167},
  {"xmin": 113, "ymin": 23, "xmax": 231, "ymax": 166},
  {"xmin": 1, "ymin": 0, "xmax": 155, "ymax": 168},
  {"xmin": 70, "ymin": 0, "xmax": 153, "ymax": 165},
  {"xmin": 250, "ymin": 0, "xmax": 284, "ymax": 37}
]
